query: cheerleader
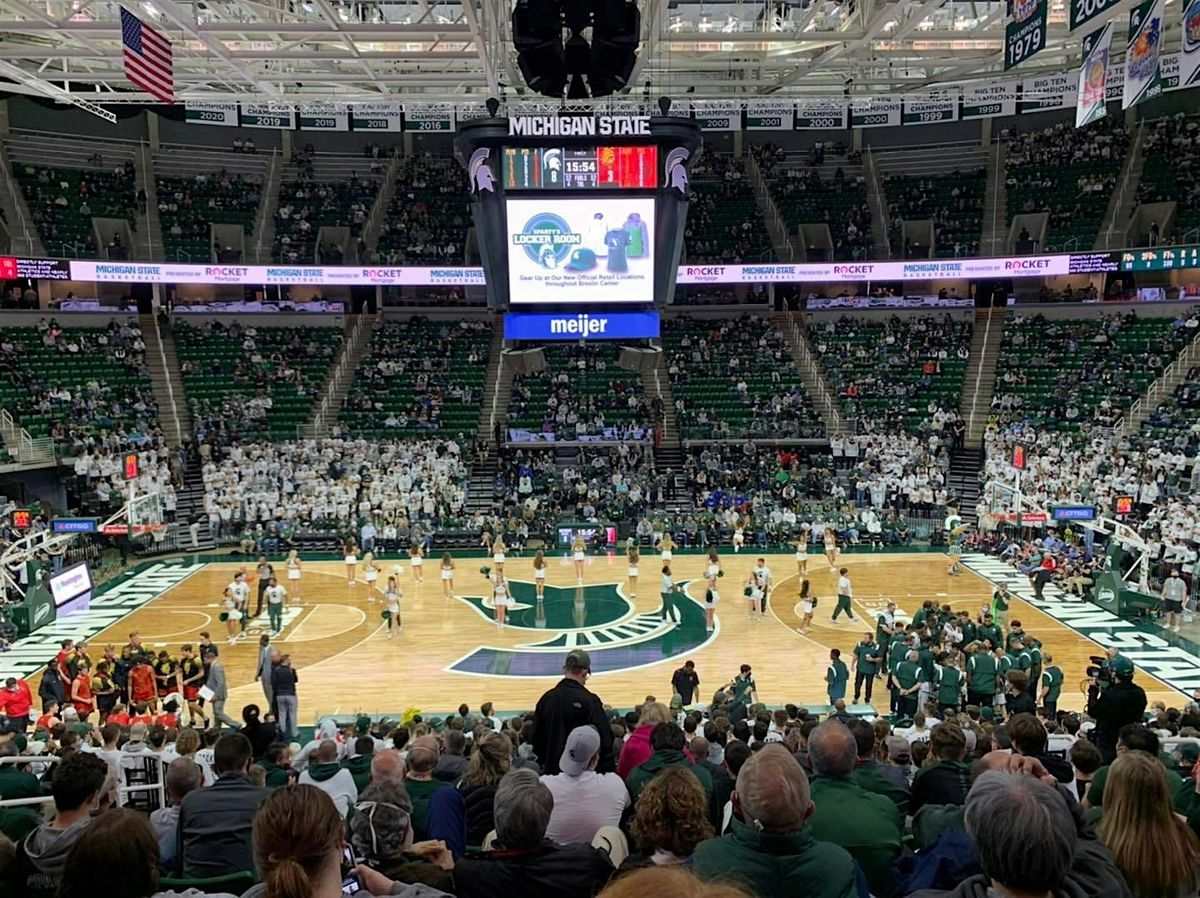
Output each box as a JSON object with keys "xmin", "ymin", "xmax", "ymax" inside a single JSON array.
[
  {"xmin": 798, "ymin": 579, "xmax": 814, "ymax": 632},
  {"xmin": 571, "ymin": 534, "xmax": 587, "ymax": 582},
  {"xmin": 533, "ymin": 549, "xmax": 546, "ymax": 600},
  {"xmin": 440, "ymin": 552, "xmax": 455, "ymax": 599},
  {"xmin": 362, "ymin": 551, "xmax": 380, "ymax": 600},
  {"xmin": 221, "ymin": 589, "xmax": 242, "ymax": 644},
  {"xmin": 492, "ymin": 535, "xmax": 507, "ymax": 577},
  {"xmin": 703, "ymin": 548, "xmax": 721, "ymax": 633},
  {"xmin": 744, "ymin": 572, "xmax": 762, "ymax": 620},
  {"xmin": 409, "ymin": 544, "xmax": 424, "ymax": 584},
  {"xmin": 344, "ymin": 541, "xmax": 359, "ymax": 585},
  {"xmin": 793, "ymin": 534, "xmax": 809, "ymax": 577},
  {"xmin": 656, "ymin": 532, "xmax": 675, "ymax": 563},
  {"xmin": 732, "ymin": 519, "xmax": 745, "ymax": 554},
  {"xmin": 285, "ymin": 549, "xmax": 302, "ymax": 603},
  {"xmin": 492, "ymin": 572, "xmax": 511, "ymax": 628},
  {"xmin": 626, "ymin": 544, "xmax": 640, "ymax": 598},
  {"xmin": 823, "ymin": 527, "xmax": 838, "ymax": 571},
  {"xmin": 384, "ymin": 575, "xmax": 403, "ymax": 638}
]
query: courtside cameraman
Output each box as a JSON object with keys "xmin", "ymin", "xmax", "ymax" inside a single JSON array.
[{"xmin": 1085, "ymin": 654, "xmax": 1147, "ymax": 763}]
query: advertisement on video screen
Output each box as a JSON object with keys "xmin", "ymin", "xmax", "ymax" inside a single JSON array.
[{"xmin": 506, "ymin": 197, "xmax": 655, "ymax": 304}]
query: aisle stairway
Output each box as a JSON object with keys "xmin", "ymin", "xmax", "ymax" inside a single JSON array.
[
  {"xmin": 1119, "ymin": 327, "xmax": 1200, "ymax": 434},
  {"xmin": 174, "ymin": 451, "xmax": 216, "ymax": 551},
  {"xmin": 638, "ymin": 349, "xmax": 679, "ymax": 448},
  {"xmin": 478, "ymin": 328, "xmax": 511, "ymax": 446},
  {"xmin": 466, "ymin": 454, "xmax": 498, "ymax": 515},
  {"xmin": 981, "ymin": 143, "xmax": 1007, "ymax": 256},
  {"xmin": 959, "ymin": 308, "xmax": 1003, "ymax": 446},
  {"xmin": 773, "ymin": 311, "xmax": 843, "ymax": 435},
  {"xmin": 140, "ymin": 313, "xmax": 190, "ymax": 447},
  {"xmin": 301, "ymin": 313, "xmax": 373, "ymax": 439},
  {"xmin": 948, "ymin": 445, "xmax": 984, "ymax": 523},
  {"xmin": 745, "ymin": 152, "xmax": 794, "ymax": 262}
]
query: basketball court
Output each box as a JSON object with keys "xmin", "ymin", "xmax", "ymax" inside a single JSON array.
[{"xmin": 13, "ymin": 548, "xmax": 1193, "ymax": 722}]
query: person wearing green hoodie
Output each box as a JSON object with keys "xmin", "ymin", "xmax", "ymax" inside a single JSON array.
[
  {"xmin": 626, "ymin": 722, "xmax": 713, "ymax": 804},
  {"xmin": 343, "ymin": 735, "xmax": 376, "ymax": 792},
  {"xmin": 693, "ymin": 743, "xmax": 857, "ymax": 898},
  {"xmin": 256, "ymin": 741, "xmax": 294, "ymax": 788},
  {"xmin": 299, "ymin": 739, "xmax": 359, "ymax": 818}
]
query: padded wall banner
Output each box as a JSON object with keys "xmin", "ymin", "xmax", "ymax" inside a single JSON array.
[
  {"xmin": 1123, "ymin": 0, "xmax": 1165, "ymax": 108},
  {"xmin": 1077, "ymin": 22, "xmax": 1113, "ymax": 128},
  {"xmin": 1182, "ymin": 0, "xmax": 1200, "ymax": 89}
]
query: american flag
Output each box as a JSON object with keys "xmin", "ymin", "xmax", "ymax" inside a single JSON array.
[{"xmin": 120, "ymin": 6, "xmax": 174, "ymax": 104}]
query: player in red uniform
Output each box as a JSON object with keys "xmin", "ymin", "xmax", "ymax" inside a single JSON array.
[
  {"xmin": 0, "ymin": 676, "xmax": 34, "ymax": 732},
  {"xmin": 129, "ymin": 655, "xmax": 157, "ymax": 711},
  {"xmin": 70, "ymin": 664, "xmax": 94, "ymax": 720}
]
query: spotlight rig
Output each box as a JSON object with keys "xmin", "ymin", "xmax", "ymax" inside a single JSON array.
[{"xmin": 512, "ymin": 0, "xmax": 641, "ymax": 99}]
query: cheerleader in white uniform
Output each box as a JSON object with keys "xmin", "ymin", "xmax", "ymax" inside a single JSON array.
[
  {"xmin": 626, "ymin": 544, "xmax": 639, "ymax": 598},
  {"xmin": 362, "ymin": 551, "xmax": 380, "ymax": 601},
  {"xmin": 409, "ymin": 545, "xmax": 424, "ymax": 584},
  {"xmin": 221, "ymin": 589, "xmax": 242, "ymax": 644},
  {"xmin": 492, "ymin": 536, "xmax": 507, "ymax": 578},
  {"xmin": 793, "ymin": 535, "xmax": 809, "ymax": 578},
  {"xmin": 732, "ymin": 520, "xmax": 745, "ymax": 553},
  {"xmin": 440, "ymin": 552, "xmax": 455, "ymax": 599},
  {"xmin": 384, "ymin": 575, "xmax": 403, "ymax": 638},
  {"xmin": 571, "ymin": 534, "xmax": 587, "ymax": 582},
  {"xmin": 344, "ymin": 541, "xmax": 359, "ymax": 585},
  {"xmin": 533, "ymin": 549, "xmax": 546, "ymax": 600},
  {"xmin": 656, "ymin": 533, "xmax": 675, "ymax": 563},
  {"xmin": 823, "ymin": 527, "xmax": 838, "ymax": 571},
  {"xmin": 798, "ymin": 579, "xmax": 814, "ymax": 632},
  {"xmin": 704, "ymin": 548, "xmax": 721, "ymax": 633},
  {"xmin": 285, "ymin": 549, "xmax": 302, "ymax": 603},
  {"xmin": 492, "ymin": 572, "xmax": 511, "ymax": 628}
]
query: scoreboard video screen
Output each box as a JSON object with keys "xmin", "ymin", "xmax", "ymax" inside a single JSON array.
[
  {"xmin": 1119, "ymin": 246, "xmax": 1200, "ymax": 271},
  {"xmin": 503, "ymin": 146, "xmax": 658, "ymax": 190}
]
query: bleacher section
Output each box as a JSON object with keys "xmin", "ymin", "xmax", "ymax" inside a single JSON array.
[
  {"xmin": 685, "ymin": 154, "xmax": 773, "ymax": 263},
  {"xmin": 375, "ymin": 155, "xmax": 469, "ymax": 265},
  {"xmin": 274, "ymin": 155, "xmax": 381, "ymax": 263},
  {"xmin": 993, "ymin": 313, "xmax": 1194, "ymax": 430},
  {"xmin": 1143, "ymin": 359, "xmax": 1200, "ymax": 449},
  {"xmin": 507, "ymin": 345, "xmax": 654, "ymax": 440},
  {"xmin": 339, "ymin": 318, "xmax": 490, "ymax": 439},
  {"xmin": 753, "ymin": 143, "xmax": 871, "ymax": 261},
  {"xmin": 807, "ymin": 314, "xmax": 972, "ymax": 431},
  {"xmin": 662, "ymin": 316, "xmax": 823, "ymax": 440},
  {"xmin": 175, "ymin": 321, "xmax": 342, "ymax": 443},
  {"xmin": 1005, "ymin": 119, "xmax": 1128, "ymax": 251},
  {"xmin": 1137, "ymin": 113, "xmax": 1200, "ymax": 239},
  {"xmin": 0, "ymin": 319, "xmax": 156, "ymax": 454},
  {"xmin": 158, "ymin": 172, "xmax": 261, "ymax": 262},
  {"xmin": 883, "ymin": 169, "xmax": 986, "ymax": 258}
]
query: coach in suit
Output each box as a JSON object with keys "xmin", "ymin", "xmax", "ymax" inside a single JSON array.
[{"xmin": 204, "ymin": 650, "xmax": 240, "ymax": 730}]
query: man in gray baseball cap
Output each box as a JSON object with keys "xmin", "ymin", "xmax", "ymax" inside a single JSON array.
[
  {"xmin": 541, "ymin": 725, "xmax": 630, "ymax": 844},
  {"xmin": 531, "ymin": 650, "xmax": 614, "ymax": 776}
]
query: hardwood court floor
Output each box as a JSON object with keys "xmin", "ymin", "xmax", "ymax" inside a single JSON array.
[{"xmin": 84, "ymin": 552, "xmax": 1184, "ymax": 722}]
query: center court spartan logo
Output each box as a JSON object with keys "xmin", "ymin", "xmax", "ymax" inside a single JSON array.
[
  {"xmin": 449, "ymin": 580, "xmax": 712, "ymax": 677},
  {"xmin": 513, "ymin": 213, "xmax": 582, "ymax": 269}
]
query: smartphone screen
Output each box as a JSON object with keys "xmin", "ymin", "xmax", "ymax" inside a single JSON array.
[{"xmin": 341, "ymin": 847, "xmax": 362, "ymax": 894}]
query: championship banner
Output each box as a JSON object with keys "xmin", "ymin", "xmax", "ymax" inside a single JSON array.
[
  {"xmin": 1161, "ymin": 51, "xmax": 1182, "ymax": 89},
  {"xmin": 744, "ymin": 101, "xmax": 794, "ymax": 130},
  {"xmin": 403, "ymin": 105, "xmax": 455, "ymax": 132},
  {"xmin": 961, "ymin": 82, "xmax": 1018, "ymax": 119},
  {"xmin": 1020, "ymin": 73, "xmax": 1078, "ymax": 112},
  {"xmin": 184, "ymin": 101, "xmax": 237, "ymax": 127},
  {"xmin": 1123, "ymin": 0, "xmax": 1165, "ymax": 108},
  {"xmin": 350, "ymin": 104, "xmax": 404, "ymax": 132},
  {"xmin": 902, "ymin": 92, "xmax": 958, "ymax": 125},
  {"xmin": 1070, "ymin": 0, "xmax": 1122, "ymax": 31},
  {"xmin": 1106, "ymin": 61, "xmax": 1125, "ymax": 99},
  {"xmin": 1077, "ymin": 22, "xmax": 1113, "ymax": 127},
  {"xmin": 850, "ymin": 97, "xmax": 901, "ymax": 129},
  {"xmin": 1182, "ymin": 0, "xmax": 1200, "ymax": 89},
  {"xmin": 691, "ymin": 100, "xmax": 740, "ymax": 131},
  {"xmin": 298, "ymin": 104, "xmax": 349, "ymax": 131},
  {"xmin": 240, "ymin": 103, "xmax": 296, "ymax": 129},
  {"xmin": 794, "ymin": 99, "xmax": 847, "ymax": 130},
  {"xmin": 1005, "ymin": 0, "xmax": 1048, "ymax": 69}
]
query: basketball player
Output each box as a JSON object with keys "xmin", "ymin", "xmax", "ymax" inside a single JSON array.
[
  {"xmin": 797, "ymin": 579, "xmax": 815, "ymax": 632},
  {"xmin": 824, "ymin": 527, "xmax": 839, "ymax": 571},
  {"xmin": 266, "ymin": 576, "xmax": 287, "ymax": 636},
  {"xmin": 228, "ymin": 570, "xmax": 251, "ymax": 638},
  {"xmin": 384, "ymin": 575, "xmax": 403, "ymax": 638},
  {"xmin": 440, "ymin": 552, "xmax": 455, "ymax": 600},
  {"xmin": 627, "ymin": 543, "xmax": 640, "ymax": 598},
  {"xmin": 704, "ymin": 548, "xmax": 722, "ymax": 633},
  {"xmin": 571, "ymin": 533, "xmax": 587, "ymax": 582},
  {"xmin": 793, "ymin": 534, "xmax": 809, "ymax": 577},
  {"xmin": 285, "ymin": 549, "xmax": 302, "ymax": 602},
  {"xmin": 221, "ymin": 588, "xmax": 242, "ymax": 645},
  {"xmin": 179, "ymin": 644, "xmax": 204, "ymax": 720},
  {"xmin": 153, "ymin": 650, "xmax": 177, "ymax": 704},
  {"xmin": 753, "ymin": 558, "xmax": 772, "ymax": 618},
  {"xmin": 533, "ymin": 549, "xmax": 546, "ymax": 600}
]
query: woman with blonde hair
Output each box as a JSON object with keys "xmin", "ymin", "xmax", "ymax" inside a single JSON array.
[
  {"xmin": 408, "ymin": 544, "xmax": 424, "ymax": 584},
  {"xmin": 571, "ymin": 533, "xmax": 587, "ymax": 582},
  {"xmin": 344, "ymin": 540, "xmax": 359, "ymax": 585},
  {"xmin": 602, "ymin": 867, "xmax": 749, "ymax": 898},
  {"xmin": 384, "ymin": 575, "xmax": 403, "ymax": 639},
  {"xmin": 624, "ymin": 767, "xmax": 715, "ymax": 868},
  {"xmin": 617, "ymin": 701, "xmax": 673, "ymax": 779},
  {"xmin": 457, "ymin": 731, "xmax": 512, "ymax": 845},
  {"xmin": 440, "ymin": 552, "xmax": 455, "ymax": 600},
  {"xmin": 362, "ymin": 550, "xmax": 380, "ymax": 599},
  {"xmin": 252, "ymin": 783, "xmax": 433, "ymax": 898},
  {"xmin": 285, "ymin": 548, "xmax": 302, "ymax": 603},
  {"xmin": 703, "ymin": 548, "xmax": 721, "ymax": 633},
  {"xmin": 1098, "ymin": 750, "xmax": 1200, "ymax": 898},
  {"xmin": 491, "ymin": 534, "xmax": 507, "ymax": 577},
  {"xmin": 533, "ymin": 549, "xmax": 547, "ymax": 600},
  {"xmin": 627, "ymin": 543, "xmax": 640, "ymax": 598},
  {"xmin": 792, "ymin": 532, "xmax": 809, "ymax": 577}
]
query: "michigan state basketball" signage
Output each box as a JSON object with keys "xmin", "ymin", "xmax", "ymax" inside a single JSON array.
[{"xmin": 508, "ymin": 115, "xmax": 652, "ymax": 137}]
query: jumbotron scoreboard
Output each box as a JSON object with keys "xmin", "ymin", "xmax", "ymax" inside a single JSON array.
[
  {"xmin": 503, "ymin": 146, "xmax": 658, "ymax": 190},
  {"xmin": 1119, "ymin": 246, "xmax": 1200, "ymax": 271}
]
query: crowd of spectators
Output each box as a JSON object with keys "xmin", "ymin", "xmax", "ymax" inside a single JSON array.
[
  {"xmin": 273, "ymin": 174, "xmax": 378, "ymax": 264},
  {"xmin": 158, "ymin": 171, "xmax": 262, "ymax": 261},
  {"xmin": 14, "ymin": 161, "xmax": 138, "ymax": 257},
  {"xmin": 1136, "ymin": 112, "xmax": 1200, "ymax": 238},
  {"xmin": 683, "ymin": 154, "xmax": 773, "ymax": 264},
  {"xmin": 884, "ymin": 169, "xmax": 985, "ymax": 259},
  {"xmin": 375, "ymin": 154, "xmax": 468, "ymax": 265}
]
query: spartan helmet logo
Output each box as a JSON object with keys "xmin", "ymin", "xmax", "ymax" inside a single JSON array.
[
  {"xmin": 665, "ymin": 147, "xmax": 690, "ymax": 193},
  {"xmin": 468, "ymin": 148, "xmax": 496, "ymax": 193},
  {"xmin": 544, "ymin": 148, "xmax": 562, "ymax": 171}
]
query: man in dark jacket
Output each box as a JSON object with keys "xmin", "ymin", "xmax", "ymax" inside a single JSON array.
[
  {"xmin": 176, "ymin": 732, "xmax": 270, "ymax": 877},
  {"xmin": 531, "ymin": 650, "xmax": 613, "ymax": 775},
  {"xmin": 907, "ymin": 754, "xmax": 1132, "ymax": 898},
  {"xmin": 910, "ymin": 722, "xmax": 973, "ymax": 814},
  {"xmin": 627, "ymin": 722, "xmax": 713, "ymax": 804},
  {"xmin": 848, "ymin": 719, "xmax": 910, "ymax": 813},
  {"xmin": 693, "ymin": 744, "xmax": 857, "ymax": 898},
  {"xmin": 1007, "ymin": 713, "xmax": 1073, "ymax": 784}
]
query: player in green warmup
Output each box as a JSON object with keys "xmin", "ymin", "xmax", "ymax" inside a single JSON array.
[
  {"xmin": 1039, "ymin": 651, "xmax": 1064, "ymax": 720},
  {"xmin": 826, "ymin": 648, "xmax": 850, "ymax": 704},
  {"xmin": 853, "ymin": 632, "xmax": 881, "ymax": 704}
]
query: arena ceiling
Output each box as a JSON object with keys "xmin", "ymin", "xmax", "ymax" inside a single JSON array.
[{"xmin": 0, "ymin": 0, "xmax": 1183, "ymax": 108}]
